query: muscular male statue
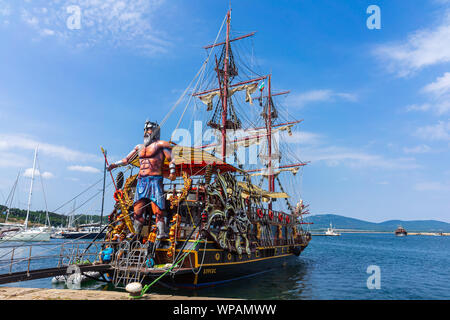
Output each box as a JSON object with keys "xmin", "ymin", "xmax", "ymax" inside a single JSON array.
[{"xmin": 108, "ymin": 121, "xmax": 176, "ymax": 239}]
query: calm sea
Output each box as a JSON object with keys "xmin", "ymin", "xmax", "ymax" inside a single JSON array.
[{"xmin": 1, "ymin": 233, "xmax": 449, "ymax": 299}]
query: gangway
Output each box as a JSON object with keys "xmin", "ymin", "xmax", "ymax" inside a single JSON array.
[{"xmin": 0, "ymin": 240, "xmax": 112, "ymax": 285}]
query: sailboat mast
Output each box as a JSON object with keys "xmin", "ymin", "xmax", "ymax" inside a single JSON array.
[
  {"xmin": 221, "ymin": 9, "xmax": 231, "ymax": 162},
  {"xmin": 5, "ymin": 170, "xmax": 20, "ymax": 224},
  {"xmin": 24, "ymin": 147, "xmax": 38, "ymax": 230}
]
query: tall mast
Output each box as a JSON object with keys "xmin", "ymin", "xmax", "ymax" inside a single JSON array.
[
  {"xmin": 267, "ymin": 75, "xmax": 274, "ymax": 210},
  {"xmin": 5, "ymin": 170, "xmax": 20, "ymax": 224},
  {"xmin": 221, "ymin": 9, "xmax": 231, "ymax": 162},
  {"xmin": 24, "ymin": 146, "xmax": 38, "ymax": 230}
]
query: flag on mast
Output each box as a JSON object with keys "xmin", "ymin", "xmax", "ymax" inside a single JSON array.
[{"xmin": 259, "ymin": 81, "xmax": 265, "ymax": 92}]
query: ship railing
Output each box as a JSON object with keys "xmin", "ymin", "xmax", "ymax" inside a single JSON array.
[{"xmin": 0, "ymin": 240, "xmax": 111, "ymax": 277}]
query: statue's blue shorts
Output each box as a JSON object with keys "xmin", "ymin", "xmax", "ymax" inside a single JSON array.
[{"xmin": 134, "ymin": 175, "xmax": 165, "ymax": 210}]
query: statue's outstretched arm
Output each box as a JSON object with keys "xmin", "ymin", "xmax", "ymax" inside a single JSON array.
[{"xmin": 108, "ymin": 145, "xmax": 140, "ymax": 171}]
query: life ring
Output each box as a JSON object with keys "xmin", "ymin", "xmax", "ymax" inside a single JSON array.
[
  {"xmin": 257, "ymin": 208, "xmax": 263, "ymax": 219},
  {"xmin": 268, "ymin": 210, "xmax": 274, "ymax": 220},
  {"xmin": 278, "ymin": 212, "xmax": 283, "ymax": 222},
  {"xmin": 113, "ymin": 190, "xmax": 124, "ymax": 202}
]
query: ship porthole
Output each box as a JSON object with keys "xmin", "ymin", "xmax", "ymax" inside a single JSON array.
[
  {"xmin": 215, "ymin": 253, "xmax": 220, "ymax": 261},
  {"xmin": 227, "ymin": 253, "xmax": 232, "ymax": 260}
]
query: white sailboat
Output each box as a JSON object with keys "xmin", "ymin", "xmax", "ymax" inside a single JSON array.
[{"xmin": 1, "ymin": 147, "xmax": 51, "ymax": 242}]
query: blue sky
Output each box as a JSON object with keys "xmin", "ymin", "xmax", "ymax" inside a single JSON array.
[{"xmin": 0, "ymin": 0, "xmax": 449, "ymax": 223}]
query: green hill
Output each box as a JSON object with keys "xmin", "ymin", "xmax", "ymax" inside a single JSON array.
[
  {"xmin": 0, "ymin": 205, "xmax": 107, "ymax": 227},
  {"xmin": 307, "ymin": 214, "xmax": 450, "ymax": 232}
]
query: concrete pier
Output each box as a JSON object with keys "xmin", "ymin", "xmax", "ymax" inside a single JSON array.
[{"xmin": 0, "ymin": 286, "xmax": 232, "ymax": 300}]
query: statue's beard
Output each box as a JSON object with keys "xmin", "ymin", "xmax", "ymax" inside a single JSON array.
[{"xmin": 144, "ymin": 134, "xmax": 157, "ymax": 146}]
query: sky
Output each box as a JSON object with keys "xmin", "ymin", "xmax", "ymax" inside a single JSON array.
[{"xmin": 0, "ymin": 0, "xmax": 449, "ymax": 223}]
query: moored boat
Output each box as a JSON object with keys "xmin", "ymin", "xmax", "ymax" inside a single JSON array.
[
  {"xmin": 97, "ymin": 8, "xmax": 313, "ymax": 289},
  {"xmin": 395, "ymin": 226, "xmax": 407, "ymax": 236},
  {"xmin": 325, "ymin": 223, "xmax": 341, "ymax": 236}
]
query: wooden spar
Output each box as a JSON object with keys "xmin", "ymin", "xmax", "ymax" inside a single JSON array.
[
  {"xmin": 245, "ymin": 162, "xmax": 308, "ymax": 174},
  {"xmin": 196, "ymin": 132, "xmax": 270, "ymax": 150},
  {"xmin": 251, "ymin": 119, "xmax": 303, "ymax": 131},
  {"xmin": 253, "ymin": 90, "xmax": 290, "ymax": 100},
  {"xmin": 195, "ymin": 121, "xmax": 303, "ymax": 150},
  {"xmin": 221, "ymin": 10, "xmax": 231, "ymax": 162},
  {"xmin": 192, "ymin": 75, "xmax": 268, "ymax": 97},
  {"xmin": 204, "ymin": 31, "xmax": 256, "ymax": 49}
]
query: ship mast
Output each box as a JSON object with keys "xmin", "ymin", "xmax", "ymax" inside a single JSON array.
[
  {"xmin": 194, "ymin": 9, "xmax": 259, "ymax": 162},
  {"xmin": 221, "ymin": 9, "xmax": 231, "ymax": 162},
  {"xmin": 267, "ymin": 75, "xmax": 274, "ymax": 195}
]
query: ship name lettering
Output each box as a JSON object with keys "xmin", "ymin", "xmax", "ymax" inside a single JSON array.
[{"xmin": 203, "ymin": 268, "xmax": 217, "ymax": 274}]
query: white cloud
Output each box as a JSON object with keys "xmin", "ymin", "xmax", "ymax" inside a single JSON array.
[
  {"xmin": 283, "ymin": 131, "xmax": 322, "ymax": 146},
  {"xmin": 414, "ymin": 181, "xmax": 450, "ymax": 191},
  {"xmin": 422, "ymin": 72, "xmax": 450, "ymax": 97},
  {"xmin": 405, "ymin": 103, "xmax": 432, "ymax": 112},
  {"xmin": 286, "ymin": 89, "xmax": 357, "ymax": 108},
  {"xmin": 403, "ymin": 144, "xmax": 432, "ymax": 154},
  {"xmin": 374, "ymin": 11, "xmax": 450, "ymax": 77},
  {"xmin": 415, "ymin": 120, "xmax": 450, "ymax": 141},
  {"xmin": 13, "ymin": 0, "xmax": 170, "ymax": 55},
  {"xmin": 67, "ymin": 165, "xmax": 100, "ymax": 173},
  {"xmin": 0, "ymin": 1, "xmax": 11, "ymax": 17},
  {"xmin": 0, "ymin": 152, "xmax": 29, "ymax": 168},
  {"xmin": 299, "ymin": 145, "xmax": 419, "ymax": 170},
  {"xmin": 40, "ymin": 28, "xmax": 55, "ymax": 36},
  {"xmin": 405, "ymin": 72, "xmax": 450, "ymax": 115},
  {"xmin": 284, "ymin": 130, "xmax": 419, "ymax": 170},
  {"xmin": 23, "ymin": 168, "xmax": 54, "ymax": 179},
  {"xmin": 0, "ymin": 134, "xmax": 101, "ymax": 163},
  {"xmin": 21, "ymin": 9, "xmax": 39, "ymax": 27}
]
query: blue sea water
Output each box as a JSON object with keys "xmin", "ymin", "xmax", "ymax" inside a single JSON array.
[{"xmin": 1, "ymin": 234, "xmax": 449, "ymax": 299}]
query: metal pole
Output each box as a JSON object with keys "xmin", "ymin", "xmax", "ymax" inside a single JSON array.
[
  {"xmin": 9, "ymin": 248, "xmax": 15, "ymax": 274},
  {"xmin": 100, "ymin": 150, "xmax": 107, "ymax": 230},
  {"xmin": 25, "ymin": 147, "xmax": 38, "ymax": 230},
  {"xmin": 27, "ymin": 246, "xmax": 32, "ymax": 277}
]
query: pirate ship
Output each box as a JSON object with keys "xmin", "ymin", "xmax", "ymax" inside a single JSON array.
[{"xmin": 103, "ymin": 10, "xmax": 312, "ymax": 289}]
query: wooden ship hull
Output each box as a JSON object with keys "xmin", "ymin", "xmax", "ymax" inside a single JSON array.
[
  {"xmin": 153, "ymin": 242, "xmax": 307, "ymax": 288},
  {"xmin": 114, "ymin": 241, "xmax": 309, "ymax": 289},
  {"xmin": 107, "ymin": 166, "xmax": 311, "ymax": 289}
]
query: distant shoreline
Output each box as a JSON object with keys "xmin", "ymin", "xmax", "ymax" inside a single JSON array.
[{"xmin": 311, "ymin": 230, "xmax": 450, "ymax": 236}]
